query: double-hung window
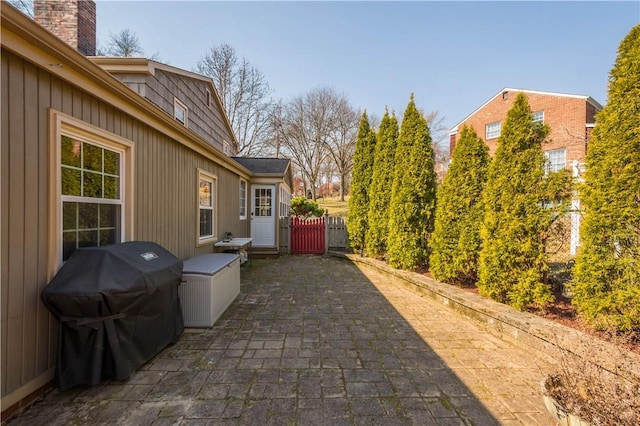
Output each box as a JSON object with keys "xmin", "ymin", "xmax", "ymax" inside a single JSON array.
[
  {"xmin": 485, "ymin": 121, "xmax": 501, "ymax": 139},
  {"xmin": 198, "ymin": 170, "xmax": 217, "ymax": 244},
  {"xmin": 544, "ymin": 148, "xmax": 566, "ymax": 174},
  {"xmin": 57, "ymin": 119, "xmax": 131, "ymax": 264},
  {"xmin": 239, "ymin": 179, "xmax": 247, "ymax": 220},
  {"xmin": 61, "ymin": 136, "xmax": 122, "ymax": 261},
  {"xmin": 279, "ymin": 186, "xmax": 291, "ymax": 218},
  {"xmin": 532, "ymin": 110, "xmax": 545, "ymax": 123},
  {"xmin": 174, "ymin": 98, "xmax": 188, "ymax": 125}
]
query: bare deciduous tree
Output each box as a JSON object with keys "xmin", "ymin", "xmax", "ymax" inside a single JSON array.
[
  {"xmin": 274, "ymin": 87, "xmax": 355, "ymax": 200},
  {"xmin": 423, "ymin": 109, "xmax": 450, "ymax": 164},
  {"xmin": 323, "ymin": 98, "xmax": 359, "ymax": 201},
  {"xmin": 6, "ymin": 0, "xmax": 33, "ymax": 17},
  {"xmin": 195, "ymin": 44, "xmax": 274, "ymax": 156},
  {"xmin": 103, "ymin": 29, "xmax": 143, "ymax": 57}
]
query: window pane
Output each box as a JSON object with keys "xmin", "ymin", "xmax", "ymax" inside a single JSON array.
[
  {"xmin": 61, "ymin": 167, "xmax": 81, "ymax": 196},
  {"xmin": 61, "ymin": 136, "xmax": 81, "ymax": 167},
  {"xmin": 83, "ymin": 143, "xmax": 102, "ymax": 172},
  {"xmin": 199, "ymin": 180, "xmax": 212, "ymax": 207},
  {"xmin": 63, "ymin": 202, "xmax": 77, "ymax": 230},
  {"xmin": 78, "ymin": 230, "xmax": 99, "ymax": 248},
  {"xmin": 63, "ymin": 231, "xmax": 77, "ymax": 261},
  {"xmin": 99, "ymin": 228, "xmax": 117, "ymax": 246},
  {"xmin": 99, "ymin": 204, "xmax": 118, "ymax": 228},
  {"xmin": 532, "ymin": 111, "xmax": 544, "ymax": 123},
  {"xmin": 104, "ymin": 150, "xmax": 120, "ymax": 175},
  {"xmin": 239, "ymin": 181, "xmax": 246, "ymax": 217},
  {"xmin": 486, "ymin": 122, "xmax": 501, "ymax": 139},
  {"xmin": 83, "ymin": 171, "xmax": 103, "ymax": 198},
  {"xmin": 78, "ymin": 203, "xmax": 99, "ymax": 229},
  {"xmin": 200, "ymin": 209, "xmax": 213, "ymax": 237},
  {"xmin": 104, "ymin": 176, "xmax": 119, "ymax": 199}
]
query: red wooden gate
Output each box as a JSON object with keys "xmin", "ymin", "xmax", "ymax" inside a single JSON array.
[{"xmin": 290, "ymin": 216, "xmax": 325, "ymax": 254}]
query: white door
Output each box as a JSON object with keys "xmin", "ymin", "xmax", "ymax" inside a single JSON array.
[{"xmin": 251, "ymin": 185, "xmax": 276, "ymax": 247}]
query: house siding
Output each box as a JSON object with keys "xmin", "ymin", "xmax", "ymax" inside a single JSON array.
[
  {"xmin": 147, "ymin": 69, "xmax": 229, "ymax": 152},
  {"xmin": 1, "ymin": 49, "xmax": 247, "ymax": 402}
]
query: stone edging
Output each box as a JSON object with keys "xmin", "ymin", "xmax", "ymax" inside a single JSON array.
[{"xmin": 328, "ymin": 252, "xmax": 640, "ymax": 383}]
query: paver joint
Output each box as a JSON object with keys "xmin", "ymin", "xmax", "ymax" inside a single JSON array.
[{"xmin": 8, "ymin": 255, "xmax": 554, "ymax": 425}]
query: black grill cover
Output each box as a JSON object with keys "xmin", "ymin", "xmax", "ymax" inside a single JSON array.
[{"xmin": 41, "ymin": 241, "xmax": 184, "ymax": 390}]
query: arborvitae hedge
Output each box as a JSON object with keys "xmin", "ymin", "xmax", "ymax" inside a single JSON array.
[
  {"xmin": 572, "ymin": 25, "xmax": 640, "ymax": 332},
  {"xmin": 477, "ymin": 93, "xmax": 554, "ymax": 310},
  {"xmin": 387, "ymin": 95, "xmax": 437, "ymax": 270},
  {"xmin": 430, "ymin": 125, "xmax": 489, "ymax": 285},
  {"xmin": 347, "ymin": 111, "xmax": 376, "ymax": 254},
  {"xmin": 365, "ymin": 110, "xmax": 399, "ymax": 259}
]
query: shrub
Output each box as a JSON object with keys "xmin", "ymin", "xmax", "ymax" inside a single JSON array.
[
  {"xmin": 477, "ymin": 93, "xmax": 556, "ymax": 310},
  {"xmin": 387, "ymin": 95, "xmax": 437, "ymax": 270},
  {"xmin": 430, "ymin": 125, "xmax": 489, "ymax": 285},
  {"xmin": 290, "ymin": 196, "xmax": 323, "ymax": 217},
  {"xmin": 346, "ymin": 112, "xmax": 376, "ymax": 254},
  {"xmin": 365, "ymin": 109, "xmax": 399, "ymax": 259},
  {"xmin": 572, "ymin": 25, "xmax": 640, "ymax": 333}
]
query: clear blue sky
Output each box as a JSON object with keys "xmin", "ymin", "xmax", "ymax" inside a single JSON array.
[{"xmin": 96, "ymin": 1, "xmax": 639, "ymax": 140}]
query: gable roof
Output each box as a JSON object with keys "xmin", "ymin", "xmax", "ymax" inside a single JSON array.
[
  {"xmin": 449, "ymin": 87, "xmax": 604, "ymax": 134},
  {"xmin": 232, "ymin": 157, "xmax": 290, "ymax": 176},
  {"xmin": 89, "ymin": 56, "xmax": 238, "ymax": 149},
  {"xmin": 1, "ymin": 4, "xmax": 250, "ymax": 179}
]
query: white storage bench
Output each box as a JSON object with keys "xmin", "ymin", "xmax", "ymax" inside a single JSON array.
[{"xmin": 179, "ymin": 253, "xmax": 240, "ymax": 327}]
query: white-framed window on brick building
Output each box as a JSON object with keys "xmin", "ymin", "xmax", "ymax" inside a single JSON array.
[
  {"xmin": 532, "ymin": 110, "xmax": 545, "ymax": 123},
  {"xmin": 485, "ymin": 121, "xmax": 501, "ymax": 139},
  {"xmin": 53, "ymin": 111, "xmax": 134, "ymax": 265},
  {"xmin": 198, "ymin": 170, "xmax": 217, "ymax": 245},
  {"xmin": 239, "ymin": 179, "xmax": 247, "ymax": 220},
  {"xmin": 174, "ymin": 98, "xmax": 188, "ymax": 125},
  {"xmin": 544, "ymin": 148, "xmax": 566, "ymax": 174}
]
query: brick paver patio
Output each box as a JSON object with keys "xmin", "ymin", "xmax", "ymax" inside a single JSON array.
[{"xmin": 9, "ymin": 255, "xmax": 554, "ymax": 425}]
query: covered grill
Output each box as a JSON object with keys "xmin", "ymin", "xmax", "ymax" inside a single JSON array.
[{"xmin": 41, "ymin": 241, "xmax": 184, "ymax": 390}]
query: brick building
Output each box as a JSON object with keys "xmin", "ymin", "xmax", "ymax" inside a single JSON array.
[
  {"xmin": 449, "ymin": 88, "xmax": 602, "ymax": 173},
  {"xmin": 448, "ymin": 88, "xmax": 603, "ymax": 256}
]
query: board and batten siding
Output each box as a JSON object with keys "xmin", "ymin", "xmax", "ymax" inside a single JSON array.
[{"xmin": 1, "ymin": 49, "xmax": 245, "ymax": 403}]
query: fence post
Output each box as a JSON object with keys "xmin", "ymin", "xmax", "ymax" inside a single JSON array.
[
  {"xmin": 324, "ymin": 210, "xmax": 329, "ymax": 254},
  {"xmin": 287, "ymin": 216, "xmax": 292, "ymax": 254}
]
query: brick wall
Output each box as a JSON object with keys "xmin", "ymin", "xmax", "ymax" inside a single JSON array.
[
  {"xmin": 451, "ymin": 90, "xmax": 601, "ymax": 168},
  {"xmin": 34, "ymin": 0, "xmax": 95, "ymax": 56}
]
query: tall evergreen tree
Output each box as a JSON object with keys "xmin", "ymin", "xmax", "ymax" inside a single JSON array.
[
  {"xmin": 347, "ymin": 112, "xmax": 376, "ymax": 254},
  {"xmin": 572, "ymin": 25, "xmax": 640, "ymax": 332},
  {"xmin": 387, "ymin": 95, "xmax": 437, "ymax": 270},
  {"xmin": 430, "ymin": 125, "xmax": 489, "ymax": 285},
  {"xmin": 477, "ymin": 93, "xmax": 555, "ymax": 309},
  {"xmin": 365, "ymin": 109, "xmax": 399, "ymax": 258}
]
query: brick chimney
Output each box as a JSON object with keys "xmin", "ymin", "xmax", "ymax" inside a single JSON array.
[{"xmin": 34, "ymin": 0, "xmax": 96, "ymax": 56}]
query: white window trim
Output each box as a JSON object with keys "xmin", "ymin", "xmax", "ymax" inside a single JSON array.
[
  {"xmin": 49, "ymin": 110, "xmax": 134, "ymax": 275},
  {"xmin": 532, "ymin": 110, "xmax": 545, "ymax": 123},
  {"xmin": 197, "ymin": 169, "xmax": 217, "ymax": 246},
  {"xmin": 485, "ymin": 121, "xmax": 501, "ymax": 139},
  {"xmin": 239, "ymin": 178, "xmax": 247, "ymax": 220},
  {"xmin": 279, "ymin": 185, "xmax": 291, "ymax": 218},
  {"xmin": 174, "ymin": 98, "xmax": 188, "ymax": 125},
  {"xmin": 544, "ymin": 148, "xmax": 567, "ymax": 174}
]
